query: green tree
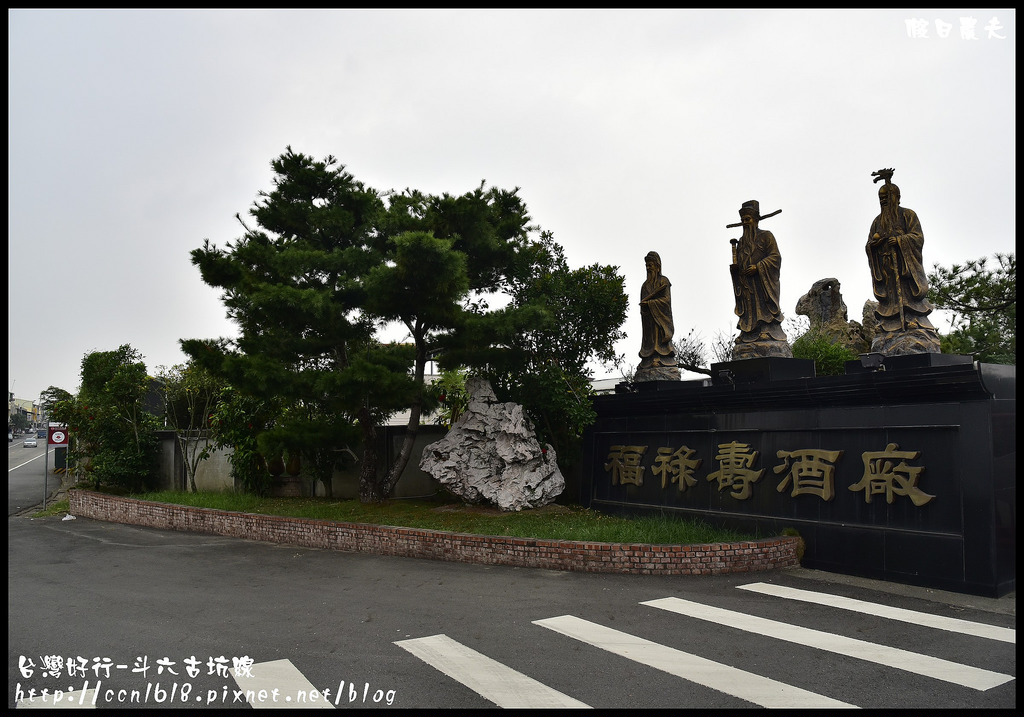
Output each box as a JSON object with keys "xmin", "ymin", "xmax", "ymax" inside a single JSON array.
[
  {"xmin": 362, "ymin": 230, "xmax": 470, "ymax": 488},
  {"xmin": 367, "ymin": 182, "xmax": 561, "ymax": 487},
  {"xmin": 779, "ymin": 316, "xmax": 857, "ymax": 377},
  {"xmin": 40, "ymin": 386, "xmax": 73, "ymax": 416},
  {"xmin": 157, "ymin": 362, "xmax": 222, "ymax": 493},
  {"xmin": 928, "ymin": 252, "xmax": 1015, "ymax": 364},
  {"xmin": 186, "ymin": 148, "xmax": 628, "ymax": 500},
  {"xmin": 45, "ymin": 386, "xmax": 87, "ymax": 476},
  {"xmin": 10, "ymin": 412, "xmax": 30, "ymax": 432},
  {"xmin": 207, "ymin": 385, "xmax": 282, "ymax": 496},
  {"xmin": 183, "ymin": 148, "xmax": 413, "ymax": 501},
  {"xmin": 50, "ymin": 345, "xmax": 160, "ymax": 491},
  {"xmin": 443, "ymin": 232, "xmax": 629, "ymax": 470},
  {"xmin": 431, "ymin": 367, "xmax": 470, "ymax": 428}
]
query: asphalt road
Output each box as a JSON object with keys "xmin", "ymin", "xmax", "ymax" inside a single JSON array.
[
  {"xmin": 7, "ymin": 438, "xmax": 62, "ymax": 516},
  {"xmin": 8, "ymin": 506, "xmax": 1015, "ymax": 710}
]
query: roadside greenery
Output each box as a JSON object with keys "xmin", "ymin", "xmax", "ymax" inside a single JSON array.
[
  {"xmin": 207, "ymin": 386, "xmax": 282, "ymax": 497},
  {"xmin": 32, "ymin": 499, "xmax": 70, "ymax": 518},
  {"xmin": 130, "ymin": 491, "xmax": 754, "ymax": 545},
  {"xmin": 10, "ymin": 412, "xmax": 31, "ymax": 431},
  {"xmin": 157, "ymin": 362, "xmax": 222, "ymax": 493},
  {"xmin": 46, "ymin": 344, "xmax": 160, "ymax": 492}
]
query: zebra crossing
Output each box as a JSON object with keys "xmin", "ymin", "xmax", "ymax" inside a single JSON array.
[
  {"xmin": 531, "ymin": 614, "xmax": 854, "ymax": 709},
  {"xmin": 395, "ymin": 635, "xmax": 590, "ymax": 709},
  {"xmin": 735, "ymin": 582, "xmax": 1016, "ymax": 643},
  {"xmin": 14, "ymin": 581, "xmax": 1014, "ymax": 709},
  {"xmin": 395, "ymin": 581, "xmax": 1015, "ymax": 709},
  {"xmin": 642, "ymin": 596, "xmax": 1012, "ymax": 691}
]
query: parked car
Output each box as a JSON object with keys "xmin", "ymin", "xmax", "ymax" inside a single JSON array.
[{"xmin": 23, "ymin": 438, "xmax": 38, "ymax": 448}]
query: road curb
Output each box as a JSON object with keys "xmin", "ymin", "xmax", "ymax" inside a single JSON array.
[{"xmin": 67, "ymin": 489, "xmax": 801, "ymax": 577}]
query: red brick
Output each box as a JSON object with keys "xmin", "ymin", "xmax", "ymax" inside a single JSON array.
[{"xmin": 67, "ymin": 490, "xmax": 800, "ymax": 577}]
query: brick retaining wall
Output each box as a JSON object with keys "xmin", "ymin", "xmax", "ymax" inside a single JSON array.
[{"xmin": 69, "ymin": 490, "xmax": 800, "ymax": 576}]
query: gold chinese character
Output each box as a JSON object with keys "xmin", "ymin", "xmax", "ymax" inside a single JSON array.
[
  {"xmin": 605, "ymin": 445, "xmax": 648, "ymax": 487},
  {"xmin": 652, "ymin": 445, "xmax": 703, "ymax": 492},
  {"xmin": 774, "ymin": 449, "xmax": 843, "ymax": 501},
  {"xmin": 706, "ymin": 441, "xmax": 763, "ymax": 500},
  {"xmin": 850, "ymin": 443, "xmax": 934, "ymax": 506}
]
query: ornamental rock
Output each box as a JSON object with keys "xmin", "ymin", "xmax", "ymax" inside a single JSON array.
[{"xmin": 419, "ymin": 378, "xmax": 565, "ymax": 511}]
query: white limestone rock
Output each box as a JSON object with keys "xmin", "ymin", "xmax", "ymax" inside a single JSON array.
[{"xmin": 419, "ymin": 378, "xmax": 565, "ymax": 511}]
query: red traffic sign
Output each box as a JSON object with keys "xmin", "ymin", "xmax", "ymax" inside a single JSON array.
[{"xmin": 48, "ymin": 426, "xmax": 68, "ymax": 446}]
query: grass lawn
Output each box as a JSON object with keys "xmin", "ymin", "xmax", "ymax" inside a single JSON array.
[{"xmin": 57, "ymin": 489, "xmax": 758, "ymax": 545}]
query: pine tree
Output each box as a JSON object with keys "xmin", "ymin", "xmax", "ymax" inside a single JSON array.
[
  {"xmin": 184, "ymin": 148, "xmax": 629, "ymax": 501},
  {"xmin": 182, "ymin": 148, "xmax": 415, "ymax": 500},
  {"xmin": 928, "ymin": 252, "xmax": 1015, "ymax": 364}
]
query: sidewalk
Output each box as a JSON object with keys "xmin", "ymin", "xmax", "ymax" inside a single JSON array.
[
  {"xmin": 27, "ymin": 478, "xmax": 1018, "ymax": 614},
  {"xmin": 784, "ymin": 566, "xmax": 1015, "ymax": 616}
]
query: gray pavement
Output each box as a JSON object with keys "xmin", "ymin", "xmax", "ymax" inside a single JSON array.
[
  {"xmin": 10, "ymin": 499, "xmax": 1016, "ymax": 710},
  {"xmin": 26, "ymin": 477, "xmax": 1017, "ymax": 616}
]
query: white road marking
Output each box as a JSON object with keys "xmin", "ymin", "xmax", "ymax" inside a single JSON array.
[
  {"xmin": 9, "ymin": 447, "xmax": 54, "ymax": 472},
  {"xmin": 533, "ymin": 615, "xmax": 855, "ymax": 709},
  {"xmin": 737, "ymin": 582, "xmax": 1015, "ymax": 644},
  {"xmin": 395, "ymin": 634, "xmax": 591, "ymax": 708},
  {"xmin": 231, "ymin": 659, "xmax": 333, "ymax": 709},
  {"xmin": 643, "ymin": 597, "xmax": 1014, "ymax": 691}
]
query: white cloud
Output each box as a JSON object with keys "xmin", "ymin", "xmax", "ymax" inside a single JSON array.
[{"xmin": 8, "ymin": 8, "xmax": 1015, "ymax": 401}]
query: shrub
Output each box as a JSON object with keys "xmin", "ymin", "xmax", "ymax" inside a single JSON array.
[{"xmin": 791, "ymin": 330, "xmax": 858, "ymax": 376}]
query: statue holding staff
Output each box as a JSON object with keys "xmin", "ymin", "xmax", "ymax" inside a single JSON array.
[
  {"xmin": 865, "ymin": 168, "xmax": 941, "ymax": 355},
  {"xmin": 727, "ymin": 200, "xmax": 792, "ymax": 359}
]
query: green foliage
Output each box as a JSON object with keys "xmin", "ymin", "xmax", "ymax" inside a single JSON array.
[
  {"xmin": 381, "ymin": 183, "xmax": 534, "ymax": 294},
  {"xmin": 431, "ymin": 367, "xmax": 470, "ymax": 428},
  {"xmin": 183, "ymin": 148, "xmax": 413, "ymax": 500},
  {"xmin": 135, "ymin": 491, "xmax": 754, "ymax": 544},
  {"xmin": 32, "ymin": 499, "xmax": 71, "ymax": 518},
  {"xmin": 157, "ymin": 362, "xmax": 223, "ymax": 492},
  {"xmin": 492, "ymin": 364, "xmax": 596, "ymax": 470},
  {"xmin": 928, "ymin": 253, "xmax": 1015, "ymax": 364},
  {"xmin": 51, "ymin": 345, "xmax": 160, "ymax": 492},
  {"xmin": 443, "ymin": 231, "xmax": 629, "ymax": 468},
  {"xmin": 781, "ymin": 527, "xmax": 806, "ymax": 561},
  {"xmin": 364, "ymin": 230, "xmax": 470, "ymax": 331},
  {"xmin": 185, "ymin": 148, "xmax": 629, "ymax": 501},
  {"xmin": 40, "ymin": 386, "xmax": 73, "ymax": 416},
  {"xmin": 791, "ymin": 329, "xmax": 858, "ymax": 376},
  {"xmin": 207, "ymin": 386, "xmax": 281, "ymax": 497}
]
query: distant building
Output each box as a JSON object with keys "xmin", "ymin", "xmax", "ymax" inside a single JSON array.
[
  {"xmin": 591, "ymin": 372, "xmax": 712, "ymax": 395},
  {"xmin": 10, "ymin": 397, "xmax": 39, "ymax": 426}
]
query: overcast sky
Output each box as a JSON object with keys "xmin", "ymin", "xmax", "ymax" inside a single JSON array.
[{"xmin": 8, "ymin": 9, "xmax": 1016, "ymax": 404}]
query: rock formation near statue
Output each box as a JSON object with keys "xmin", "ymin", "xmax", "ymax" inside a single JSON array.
[{"xmin": 419, "ymin": 378, "xmax": 565, "ymax": 511}]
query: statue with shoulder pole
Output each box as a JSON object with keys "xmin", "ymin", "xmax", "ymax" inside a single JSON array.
[{"xmin": 727, "ymin": 200, "xmax": 792, "ymax": 360}]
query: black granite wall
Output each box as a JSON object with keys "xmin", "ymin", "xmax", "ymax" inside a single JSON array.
[{"xmin": 582, "ymin": 357, "xmax": 1015, "ymax": 597}]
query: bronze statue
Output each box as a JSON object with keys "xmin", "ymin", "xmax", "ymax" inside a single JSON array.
[
  {"xmin": 635, "ymin": 251, "xmax": 680, "ymax": 381},
  {"xmin": 727, "ymin": 201, "xmax": 792, "ymax": 359},
  {"xmin": 866, "ymin": 169, "xmax": 941, "ymax": 355}
]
